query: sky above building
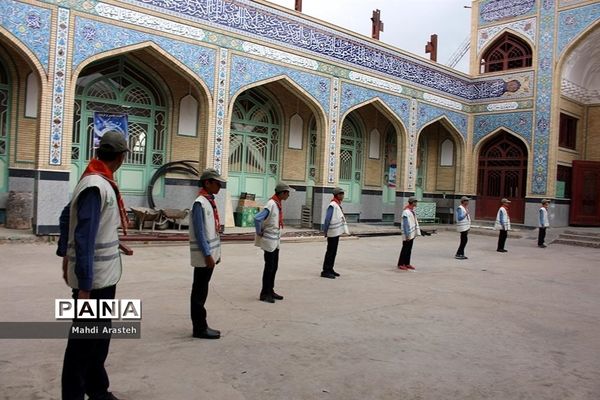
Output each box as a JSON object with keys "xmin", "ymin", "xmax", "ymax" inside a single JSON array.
[{"xmin": 264, "ymin": 0, "xmax": 473, "ymax": 73}]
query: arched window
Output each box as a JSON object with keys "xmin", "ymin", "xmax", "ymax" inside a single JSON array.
[
  {"xmin": 178, "ymin": 94, "xmax": 198, "ymax": 137},
  {"xmin": 339, "ymin": 116, "xmax": 363, "ymax": 183},
  {"xmin": 228, "ymin": 88, "xmax": 281, "ymax": 199},
  {"xmin": 72, "ymin": 56, "xmax": 168, "ymax": 193},
  {"xmin": 481, "ymin": 33, "xmax": 532, "ymax": 73}
]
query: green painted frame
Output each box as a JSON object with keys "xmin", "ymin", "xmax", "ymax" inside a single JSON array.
[
  {"xmin": 338, "ymin": 114, "xmax": 363, "ymax": 203},
  {"xmin": 228, "ymin": 88, "xmax": 282, "ymax": 201},
  {"xmin": 71, "ymin": 57, "xmax": 168, "ymax": 196}
]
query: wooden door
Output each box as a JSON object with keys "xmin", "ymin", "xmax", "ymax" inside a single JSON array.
[
  {"xmin": 476, "ymin": 132, "xmax": 527, "ymax": 223},
  {"xmin": 570, "ymin": 160, "xmax": 600, "ymax": 226}
]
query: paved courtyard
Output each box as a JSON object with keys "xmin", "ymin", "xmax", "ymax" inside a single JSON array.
[{"xmin": 1, "ymin": 231, "xmax": 599, "ymax": 399}]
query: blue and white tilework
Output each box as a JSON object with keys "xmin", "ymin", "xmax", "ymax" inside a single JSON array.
[
  {"xmin": 532, "ymin": 0, "xmax": 555, "ymax": 194},
  {"xmin": 407, "ymin": 99, "xmax": 418, "ymax": 190},
  {"xmin": 340, "ymin": 82, "xmax": 409, "ymax": 127},
  {"xmin": 124, "ymin": 0, "xmax": 520, "ymax": 101},
  {"xmin": 473, "ymin": 112, "xmax": 533, "ymax": 145},
  {"xmin": 417, "ymin": 103, "xmax": 468, "ymax": 139},
  {"xmin": 479, "ymin": 0, "xmax": 537, "ymax": 25},
  {"xmin": 0, "ymin": 0, "xmax": 51, "ymax": 72},
  {"xmin": 49, "ymin": 8, "xmax": 70, "ymax": 166},
  {"xmin": 229, "ymin": 55, "xmax": 330, "ymax": 114},
  {"xmin": 557, "ymin": 2, "xmax": 600, "ymax": 56},
  {"xmin": 477, "ymin": 17, "xmax": 536, "ymax": 53},
  {"xmin": 214, "ymin": 48, "xmax": 229, "ymax": 174},
  {"xmin": 328, "ymin": 78, "xmax": 340, "ymax": 184},
  {"xmin": 73, "ymin": 17, "xmax": 216, "ymax": 92}
]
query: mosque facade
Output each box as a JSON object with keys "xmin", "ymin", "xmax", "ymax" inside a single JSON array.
[{"xmin": 0, "ymin": 0, "xmax": 599, "ymax": 234}]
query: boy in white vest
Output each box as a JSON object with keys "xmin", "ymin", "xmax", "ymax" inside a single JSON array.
[
  {"xmin": 321, "ymin": 187, "xmax": 349, "ymax": 279},
  {"xmin": 398, "ymin": 196, "xmax": 421, "ymax": 270},
  {"xmin": 190, "ymin": 168, "xmax": 226, "ymax": 339},
  {"xmin": 538, "ymin": 199, "xmax": 550, "ymax": 248},
  {"xmin": 254, "ymin": 183, "xmax": 292, "ymax": 303},
  {"xmin": 455, "ymin": 196, "xmax": 471, "ymax": 260},
  {"xmin": 494, "ymin": 198, "xmax": 511, "ymax": 253},
  {"xmin": 60, "ymin": 131, "xmax": 130, "ymax": 400}
]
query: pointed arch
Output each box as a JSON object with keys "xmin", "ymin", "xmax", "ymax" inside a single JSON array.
[
  {"xmin": 228, "ymin": 74, "xmax": 328, "ymax": 138},
  {"xmin": 340, "ymin": 97, "xmax": 408, "ymax": 145},
  {"xmin": 480, "ymin": 31, "xmax": 533, "ymax": 73},
  {"xmin": 416, "ymin": 115, "xmax": 466, "ymax": 147},
  {"xmin": 473, "ymin": 126, "xmax": 531, "ymax": 158},
  {"xmin": 70, "ymin": 41, "xmax": 213, "ymax": 105},
  {"xmin": 0, "ymin": 27, "xmax": 47, "ymax": 80}
]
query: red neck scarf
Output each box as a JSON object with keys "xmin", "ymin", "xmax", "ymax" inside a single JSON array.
[
  {"xmin": 271, "ymin": 194, "xmax": 284, "ymax": 229},
  {"xmin": 404, "ymin": 204, "xmax": 416, "ymax": 216},
  {"xmin": 502, "ymin": 205, "xmax": 510, "ymax": 217},
  {"xmin": 199, "ymin": 188, "xmax": 220, "ymax": 233},
  {"xmin": 81, "ymin": 158, "xmax": 130, "ymax": 235},
  {"xmin": 332, "ymin": 196, "xmax": 343, "ymax": 212}
]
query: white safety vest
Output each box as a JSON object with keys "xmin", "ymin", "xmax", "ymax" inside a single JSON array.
[
  {"xmin": 539, "ymin": 207, "xmax": 550, "ymax": 228},
  {"xmin": 255, "ymin": 199, "xmax": 281, "ymax": 252},
  {"xmin": 494, "ymin": 206, "xmax": 511, "ymax": 231},
  {"xmin": 189, "ymin": 195, "xmax": 221, "ymax": 267},
  {"xmin": 326, "ymin": 201, "xmax": 349, "ymax": 238},
  {"xmin": 66, "ymin": 175, "xmax": 122, "ymax": 290},
  {"xmin": 402, "ymin": 208, "xmax": 421, "ymax": 240},
  {"xmin": 456, "ymin": 205, "xmax": 471, "ymax": 232}
]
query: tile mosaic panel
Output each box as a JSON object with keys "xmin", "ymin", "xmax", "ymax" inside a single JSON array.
[
  {"xmin": 479, "ymin": 0, "xmax": 537, "ymax": 25},
  {"xmin": 477, "ymin": 17, "xmax": 536, "ymax": 52},
  {"xmin": 328, "ymin": 78, "xmax": 340, "ymax": 184},
  {"xmin": 122, "ymin": 0, "xmax": 521, "ymax": 101},
  {"xmin": 229, "ymin": 55, "xmax": 330, "ymax": 114},
  {"xmin": 339, "ymin": 82, "xmax": 409, "ymax": 127},
  {"xmin": 473, "ymin": 112, "xmax": 533, "ymax": 144},
  {"xmin": 0, "ymin": 0, "xmax": 51, "ymax": 72},
  {"xmin": 422, "ymin": 93, "xmax": 463, "ymax": 111},
  {"xmin": 213, "ymin": 48, "xmax": 229, "ymax": 174},
  {"xmin": 73, "ymin": 17, "xmax": 216, "ymax": 91},
  {"xmin": 532, "ymin": 0, "xmax": 555, "ymax": 194},
  {"xmin": 557, "ymin": 2, "xmax": 600, "ymax": 55},
  {"xmin": 407, "ymin": 99, "xmax": 418, "ymax": 190},
  {"xmin": 417, "ymin": 103, "xmax": 468, "ymax": 139},
  {"xmin": 49, "ymin": 7, "xmax": 70, "ymax": 166}
]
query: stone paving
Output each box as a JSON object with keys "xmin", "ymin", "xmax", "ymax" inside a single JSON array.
[{"xmin": 1, "ymin": 230, "xmax": 599, "ymax": 399}]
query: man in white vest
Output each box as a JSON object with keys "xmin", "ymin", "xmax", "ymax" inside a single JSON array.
[
  {"xmin": 538, "ymin": 199, "xmax": 550, "ymax": 248},
  {"xmin": 398, "ymin": 196, "xmax": 421, "ymax": 270},
  {"xmin": 254, "ymin": 182, "xmax": 292, "ymax": 303},
  {"xmin": 494, "ymin": 198, "xmax": 511, "ymax": 253},
  {"xmin": 455, "ymin": 196, "xmax": 471, "ymax": 260},
  {"xmin": 60, "ymin": 131, "xmax": 129, "ymax": 400},
  {"xmin": 190, "ymin": 168, "xmax": 226, "ymax": 339},
  {"xmin": 321, "ymin": 187, "xmax": 349, "ymax": 279}
]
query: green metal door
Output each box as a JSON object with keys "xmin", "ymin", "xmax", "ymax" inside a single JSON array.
[
  {"xmin": 339, "ymin": 116, "xmax": 363, "ymax": 203},
  {"xmin": 0, "ymin": 60, "xmax": 10, "ymax": 208},
  {"xmin": 229, "ymin": 89, "xmax": 280, "ymax": 201},
  {"xmin": 71, "ymin": 57, "xmax": 167, "ymax": 195}
]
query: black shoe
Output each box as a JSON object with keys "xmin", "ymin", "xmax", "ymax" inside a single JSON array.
[
  {"xmin": 455, "ymin": 255, "xmax": 468, "ymax": 260},
  {"xmin": 538, "ymin": 244, "xmax": 547, "ymax": 248},
  {"xmin": 321, "ymin": 271, "xmax": 336, "ymax": 279},
  {"xmin": 89, "ymin": 392, "xmax": 120, "ymax": 400},
  {"xmin": 497, "ymin": 249, "xmax": 508, "ymax": 253},
  {"xmin": 260, "ymin": 294, "xmax": 275, "ymax": 303},
  {"xmin": 271, "ymin": 291, "xmax": 284, "ymax": 300},
  {"xmin": 331, "ymin": 270, "xmax": 340, "ymax": 277},
  {"xmin": 193, "ymin": 327, "xmax": 221, "ymax": 339}
]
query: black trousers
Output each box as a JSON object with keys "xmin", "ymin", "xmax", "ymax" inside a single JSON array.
[
  {"xmin": 456, "ymin": 230, "xmax": 469, "ymax": 256},
  {"xmin": 497, "ymin": 230, "xmax": 508, "ymax": 250},
  {"xmin": 191, "ymin": 266, "xmax": 214, "ymax": 332},
  {"xmin": 62, "ymin": 285, "xmax": 116, "ymax": 400},
  {"xmin": 322, "ymin": 236, "xmax": 340, "ymax": 272},
  {"xmin": 538, "ymin": 227, "xmax": 547, "ymax": 246},
  {"xmin": 261, "ymin": 248, "xmax": 279, "ymax": 295},
  {"xmin": 398, "ymin": 239, "xmax": 414, "ymax": 266}
]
